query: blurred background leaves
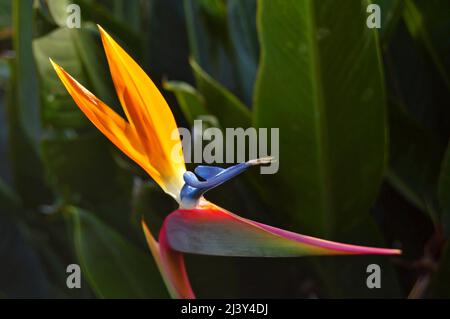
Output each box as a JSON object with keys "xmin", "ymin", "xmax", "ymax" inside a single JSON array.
[{"xmin": 0, "ymin": 0, "xmax": 448, "ymax": 298}]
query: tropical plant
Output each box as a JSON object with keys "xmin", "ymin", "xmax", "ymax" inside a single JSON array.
[{"xmin": 0, "ymin": 0, "xmax": 448, "ymax": 298}]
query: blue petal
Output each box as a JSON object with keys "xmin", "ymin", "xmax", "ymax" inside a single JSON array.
[{"xmin": 194, "ymin": 166, "xmax": 225, "ymax": 180}]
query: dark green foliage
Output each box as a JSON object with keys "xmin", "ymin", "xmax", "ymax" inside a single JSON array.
[{"xmin": 0, "ymin": 0, "xmax": 448, "ymax": 298}]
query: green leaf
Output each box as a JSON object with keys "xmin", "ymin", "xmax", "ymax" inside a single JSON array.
[
  {"xmin": 372, "ymin": 0, "xmax": 403, "ymax": 43},
  {"xmin": 227, "ymin": 0, "xmax": 259, "ymax": 105},
  {"xmin": 403, "ymin": 0, "xmax": 450, "ymax": 89},
  {"xmin": 46, "ymin": 0, "xmax": 141, "ymax": 32},
  {"xmin": 0, "ymin": 177, "xmax": 20, "ymax": 213},
  {"xmin": 386, "ymin": 105, "xmax": 443, "ymax": 222},
  {"xmin": 438, "ymin": 142, "xmax": 450, "ymax": 233},
  {"xmin": 384, "ymin": 21, "xmax": 450, "ymax": 142},
  {"xmin": 33, "ymin": 27, "xmax": 90, "ymax": 129},
  {"xmin": 5, "ymin": 59, "xmax": 49, "ymax": 207},
  {"xmin": 8, "ymin": 1, "xmax": 50, "ymax": 206},
  {"xmin": 111, "ymin": 0, "xmax": 141, "ymax": 31},
  {"xmin": 70, "ymin": 207, "xmax": 168, "ymax": 298},
  {"xmin": 254, "ymin": 0, "xmax": 387, "ymax": 237},
  {"xmin": 163, "ymin": 80, "xmax": 208, "ymax": 126},
  {"xmin": 191, "ymin": 59, "xmax": 251, "ymax": 128},
  {"xmin": 142, "ymin": 0, "xmax": 192, "ymax": 85},
  {"xmin": 12, "ymin": 0, "xmax": 40, "ymax": 146},
  {"xmin": 46, "ymin": 0, "xmax": 72, "ymax": 27},
  {"xmin": 383, "ymin": 20, "xmax": 449, "ymax": 217},
  {"xmin": 45, "ymin": 0, "xmax": 140, "ymax": 51},
  {"xmin": 0, "ymin": 0, "xmax": 11, "ymax": 30},
  {"xmin": 13, "ymin": 0, "xmax": 40, "ymax": 151},
  {"xmin": 40, "ymin": 132, "xmax": 132, "ymax": 231},
  {"xmin": 184, "ymin": 0, "xmax": 241, "ymax": 98},
  {"xmin": 0, "ymin": 212, "xmax": 51, "ymax": 298}
]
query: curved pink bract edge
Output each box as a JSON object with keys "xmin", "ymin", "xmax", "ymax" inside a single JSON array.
[
  {"xmin": 158, "ymin": 224, "xmax": 195, "ymax": 298},
  {"xmin": 250, "ymin": 221, "xmax": 401, "ymax": 255},
  {"xmin": 143, "ymin": 199, "xmax": 400, "ymax": 299},
  {"xmin": 142, "ymin": 221, "xmax": 195, "ymax": 299},
  {"xmin": 168, "ymin": 199, "xmax": 401, "ymax": 256}
]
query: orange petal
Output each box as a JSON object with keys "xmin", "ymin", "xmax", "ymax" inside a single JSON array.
[
  {"xmin": 50, "ymin": 59, "xmax": 159, "ymax": 179},
  {"xmin": 98, "ymin": 25, "xmax": 186, "ymax": 199},
  {"xmin": 142, "ymin": 220, "xmax": 195, "ymax": 299}
]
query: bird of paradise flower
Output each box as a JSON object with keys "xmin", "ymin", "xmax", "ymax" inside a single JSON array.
[{"xmin": 50, "ymin": 25, "xmax": 401, "ymax": 299}]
